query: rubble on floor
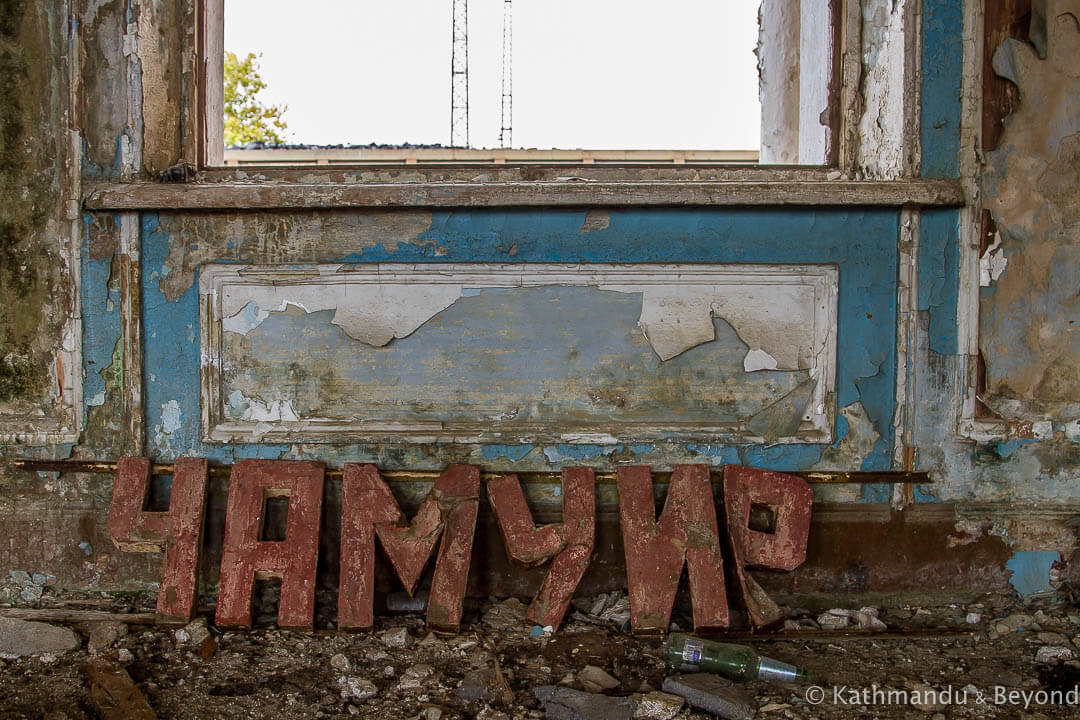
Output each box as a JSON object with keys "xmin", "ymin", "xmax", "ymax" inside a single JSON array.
[{"xmin": 3, "ymin": 588, "xmax": 1080, "ymax": 718}]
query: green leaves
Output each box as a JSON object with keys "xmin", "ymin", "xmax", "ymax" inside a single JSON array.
[{"xmin": 224, "ymin": 51, "xmax": 289, "ymax": 146}]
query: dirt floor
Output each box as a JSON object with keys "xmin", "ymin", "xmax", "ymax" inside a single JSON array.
[{"xmin": 4, "ymin": 587, "xmax": 1080, "ymax": 719}]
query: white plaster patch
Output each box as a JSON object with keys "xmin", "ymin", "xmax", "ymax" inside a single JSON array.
[
  {"xmin": 219, "ymin": 282, "xmax": 461, "ymax": 347},
  {"xmin": 559, "ymin": 432, "xmax": 619, "ymax": 444},
  {"xmin": 612, "ymin": 283, "xmax": 824, "ymax": 369},
  {"xmin": 980, "ymin": 232, "xmax": 1008, "ymax": 286},
  {"xmin": 743, "ymin": 348, "xmax": 779, "ymax": 372},
  {"xmin": 160, "ymin": 400, "xmax": 182, "ymax": 435},
  {"xmin": 223, "ymin": 301, "xmax": 270, "ymax": 335},
  {"xmin": 87, "ymin": 392, "xmax": 105, "ymax": 407},
  {"xmin": 241, "ymin": 398, "xmax": 300, "ymax": 423}
]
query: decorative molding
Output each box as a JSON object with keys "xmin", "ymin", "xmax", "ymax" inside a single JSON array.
[{"xmin": 199, "ymin": 263, "xmax": 839, "ymax": 445}]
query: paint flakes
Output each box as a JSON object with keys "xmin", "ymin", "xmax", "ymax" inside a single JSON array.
[
  {"xmin": 979, "ymin": 232, "xmax": 1008, "ymax": 286},
  {"xmin": 980, "ymin": 15, "xmax": 1080, "ymax": 411},
  {"xmin": 743, "ymin": 348, "xmax": 779, "ymax": 372},
  {"xmin": 222, "ymin": 301, "xmax": 270, "ymax": 335},
  {"xmin": 579, "ymin": 209, "xmax": 611, "ymax": 234},
  {"xmin": 219, "ymin": 280, "xmax": 462, "ymax": 347},
  {"xmin": 160, "ymin": 400, "xmax": 182, "ymax": 434},
  {"xmin": 241, "ymin": 398, "xmax": 300, "ymax": 423},
  {"xmin": 745, "ymin": 378, "xmax": 817, "ymax": 443},
  {"xmin": 615, "ymin": 282, "xmax": 828, "ymax": 369}
]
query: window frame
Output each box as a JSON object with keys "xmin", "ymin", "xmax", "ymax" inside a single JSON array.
[{"xmin": 196, "ymin": 0, "xmax": 846, "ymax": 175}]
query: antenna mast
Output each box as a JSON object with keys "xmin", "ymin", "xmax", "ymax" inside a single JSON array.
[
  {"xmin": 499, "ymin": 0, "xmax": 513, "ymax": 148},
  {"xmin": 451, "ymin": 0, "xmax": 469, "ymax": 147}
]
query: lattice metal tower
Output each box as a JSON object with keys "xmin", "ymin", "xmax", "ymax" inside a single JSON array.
[
  {"xmin": 450, "ymin": 0, "xmax": 469, "ymax": 147},
  {"xmin": 499, "ymin": 0, "xmax": 513, "ymax": 148}
]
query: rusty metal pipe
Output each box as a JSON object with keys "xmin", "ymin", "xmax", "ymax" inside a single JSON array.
[{"xmin": 10, "ymin": 458, "xmax": 931, "ymax": 485}]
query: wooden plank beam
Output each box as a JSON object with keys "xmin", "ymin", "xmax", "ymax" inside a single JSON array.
[{"xmin": 83, "ymin": 179, "xmax": 965, "ymax": 211}]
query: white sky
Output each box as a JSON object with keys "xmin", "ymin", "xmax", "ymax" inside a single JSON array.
[{"xmin": 225, "ymin": 1, "xmax": 761, "ymax": 150}]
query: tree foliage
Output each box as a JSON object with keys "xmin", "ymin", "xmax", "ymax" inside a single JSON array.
[{"xmin": 224, "ymin": 51, "xmax": 289, "ymax": 146}]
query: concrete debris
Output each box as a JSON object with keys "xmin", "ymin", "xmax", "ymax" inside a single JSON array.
[
  {"xmin": 571, "ymin": 591, "xmax": 631, "ymax": 628},
  {"xmin": 1036, "ymin": 631, "xmax": 1070, "ymax": 645},
  {"xmin": 0, "ymin": 617, "xmax": 81, "ymax": 659},
  {"xmin": 534, "ymin": 686, "xmax": 636, "ymax": 720},
  {"xmin": 854, "ymin": 607, "xmax": 888, "ymax": 631},
  {"xmin": 909, "ymin": 683, "xmax": 947, "ymax": 712},
  {"xmin": 482, "ymin": 597, "xmax": 529, "ymax": 632},
  {"xmin": 399, "ymin": 663, "xmax": 436, "ymax": 690},
  {"xmin": 631, "ymin": 690, "xmax": 684, "ymax": 720},
  {"xmin": 817, "ymin": 609, "xmax": 851, "ymax": 630},
  {"xmin": 2, "ymin": 588, "xmax": 1078, "ymax": 718},
  {"xmin": 758, "ymin": 703, "xmax": 790, "ymax": 712},
  {"xmin": 578, "ymin": 664, "xmax": 620, "ymax": 693},
  {"xmin": 994, "ymin": 613, "xmax": 1034, "ymax": 635},
  {"xmin": 966, "ymin": 612, "xmax": 982, "ymax": 624},
  {"xmin": 88, "ymin": 622, "xmax": 128, "ymax": 655},
  {"xmin": 457, "ymin": 666, "xmax": 514, "ymax": 705},
  {"xmin": 365, "ymin": 647, "xmax": 391, "ymax": 664},
  {"xmin": 173, "ymin": 617, "xmax": 216, "ymax": 659},
  {"xmin": 661, "ymin": 674, "xmax": 755, "ymax": 720},
  {"xmin": 8, "ymin": 570, "xmax": 57, "ymax": 605},
  {"xmin": 380, "ymin": 627, "xmax": 410, "ymax": 648},
  {"xmin": 338, "ymin": 675, "xmax": 378, "ymax": 700},
  {"xmin": 1035, "ymin": 646, "xmax": 1075, "ymax": 663}
]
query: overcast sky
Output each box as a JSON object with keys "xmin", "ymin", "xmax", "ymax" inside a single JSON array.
[{"xmin": 225, "ymin": 0, "xmax": 761, "ymax": 150}]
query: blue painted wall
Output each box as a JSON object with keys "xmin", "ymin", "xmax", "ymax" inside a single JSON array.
[{"xmin": 138, "ymin": 208, "xmax": 900, "ymax": 472}]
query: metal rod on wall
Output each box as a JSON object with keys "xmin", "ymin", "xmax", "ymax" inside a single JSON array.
[{"xmin": 10, "ymin": 458, "xmax": 931, "ymax": 485}]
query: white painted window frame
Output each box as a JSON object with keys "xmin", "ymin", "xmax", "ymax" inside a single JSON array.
[{"xmin": 200, "ymin": 0, "xmax": 838, "ymax": 169}]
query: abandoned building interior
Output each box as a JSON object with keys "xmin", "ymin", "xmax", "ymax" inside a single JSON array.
[{"xmin": 2, "ymin": 0, "xmax": 1080, "ymax": 717}]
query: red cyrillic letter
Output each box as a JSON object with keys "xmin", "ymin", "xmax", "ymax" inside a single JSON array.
[
  {"xmin": 617, "ymin": 464, "xmax": 729, "ymax": 633},
  {"xmin": 339, "ymin": 464, "xmax": 480, "ymax": 632},
  {"xmin": 487, "ymin": 468, "xmax": 595, "ymax": 629},
  {"xmin": 108, "ymin": 457, "xmax": 208, "ymax": 620},
  {"xmin": 215, "ymin": 460, "xmax": 324, "ymax": 630},
  {"xmin": 722, "ymin": 465, "xmax": 813, "ymax": 628}
]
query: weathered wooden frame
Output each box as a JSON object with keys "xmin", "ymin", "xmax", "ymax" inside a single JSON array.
[
  {"xmin": 199, "ymin": 263, "xmax": 839, "ymax": 445},
  {"xmin": 199, "ymin": 0, "xmax": 841, "ymax": 170}
]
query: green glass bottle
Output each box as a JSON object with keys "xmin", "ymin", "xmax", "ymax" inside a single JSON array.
[{"xmin": 664, "ymin": 633, "xmax": 812, "ymax": 685}]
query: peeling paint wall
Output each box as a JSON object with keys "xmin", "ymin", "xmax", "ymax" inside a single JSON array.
[
  {"xmin": 0, "ymin": 0, "xmax": 79, "ymax": 441},
  {"xmin": 199, "ymin": 264, "xmax": 836, "ymax": 444},
  {"xmin": 981, "ymin": 4, "xmax": 1080, "ymax": 420},
  {"xmin": 10, "ymin": 0, "xmax": 1080, "ymax": 601},
  {"xmin": 142, "ymin": 207, "xmax": 897, "ymax": 471}
]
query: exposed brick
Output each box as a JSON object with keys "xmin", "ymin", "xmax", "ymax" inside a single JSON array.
[
  {"xmin": 339, "ymin": 464, "xmax": 480, "ymax": 632},
  {"xmin": 488, "ymin": 468, "xmax": 595, "ymax": 629},
  {"xmin": 215, "ymin": 460, "xmax": 324, "ymax": 630},
  {"xmin": 617, "ymin": 465, "xmax": 729, "ymax": 634},
  {"xmin": 722, "ymin": 465, "xmax": 813, "ymax": 628},
  {"xmin": 107, "ymin": 457, "xmax": 207, "ymax": 620}
]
